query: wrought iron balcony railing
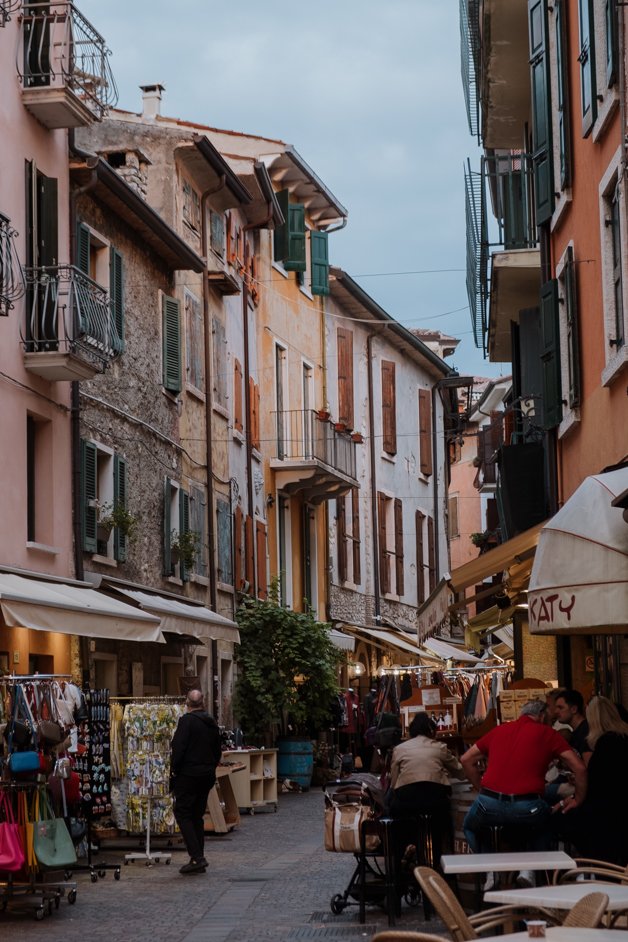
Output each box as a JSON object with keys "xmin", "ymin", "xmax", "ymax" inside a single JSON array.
[
  {"xmin": 272, "ymin": 409, "xmax": 357, "ymax": 481},
  {"xmin": 22, "ymin": 265, "xmax": 121, "ymax": 367},
  {"xmin": 0, "ymin": 0, "xmax": 20, "ymax": 26},
  {"xmin": 18, "ymin": 1, "xmax": 117, "ymax": 120},
  {"xmin": 459, "ymin": 0, "xmax": 481, "ymax": 141},
  {"xmin": 0, "ymin": 213, "xmax": 25, "ymax": 315}
]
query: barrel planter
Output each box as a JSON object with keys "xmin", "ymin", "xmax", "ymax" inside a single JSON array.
[{"xmin": 276, "ymin": 737, "xmax": 314, "ymax": 790}]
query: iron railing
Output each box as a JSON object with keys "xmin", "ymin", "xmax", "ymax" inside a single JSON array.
[
  {"xmin": 0, "ymin": 0, "xmax": 20, "ymax": 26},
  {"xmin": 272, "ymin": 409, "xmax": 357, "ymax": 481},
  {"xmin": 459, "ymin": 0, "xmax": 481, "ymax": 141},
  {"xmin": 18, "ymin": 1, "xmax": 117, "ymax": 119},
  {"xmin": 464, "ymin": 158, "xmax": 488, "ymax": 351},
  {"xmin": 0, "ymin": 213, "xmax": 25, "ymax": 315},
  {"xmin": 22, "ymin": 265, "xmax": 121, "ymax": 367}
]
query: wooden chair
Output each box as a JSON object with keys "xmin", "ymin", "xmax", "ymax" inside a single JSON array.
[{"xmin": 561, "ymin": 891, "xmax": 609, "ymax": 928}]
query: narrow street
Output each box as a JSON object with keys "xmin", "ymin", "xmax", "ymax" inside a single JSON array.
[{"xmin": 1, "ymin": 790, "xmax": 446, "ymax": 941}]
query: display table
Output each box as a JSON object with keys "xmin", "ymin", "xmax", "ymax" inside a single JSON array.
[
  {"xmin": 222, "ymin": 749, "xmax": 278, "ymax": 813},
  {"xmin": 485, "ymin": 882, "xmax": 628, "ymax": 911},
  {"xmin": 442, "ymin": 850, "xmax": 575, "ymax": 874},
  {"xmin": 203, "ymin": 763, "xmax": 244, "ymax": 833}
]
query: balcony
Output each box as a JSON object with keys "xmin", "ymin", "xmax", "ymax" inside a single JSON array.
[
  {"xmin": 22, "ymin": 265, "xmax": 121, "ymax": 380},
  {"xmin": 270, "ymin": 410, "xmax": 359, "ymax": 503},
  {"xmin": 18, "ymin": 1, "xmax": 117, "ymax": 129},
  {"xmin": 0, "ymin": 213, "xmax": 25, "ymax": 315}
]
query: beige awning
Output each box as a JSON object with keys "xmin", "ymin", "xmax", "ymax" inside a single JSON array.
[
  {"xmin": 0, "ymin": 573, "xmax": 164, "ymax": 643},
  {"xmin": 329, "ymin": 629, "xmax": 355, "ymax": 652},
  {"xmin": 108, "ymin": 588, "xmax": 240, "ymax": 644},
  {"xmin": 449, "ymin": 522, "xmax": 545, "ymax": 594},
  {"xmin": 420, "ymin": 637, "xmax": 482, "ymax": 664},
  {"xmin": 343, "ymin": 625, "xmax": 424, "ymax": 659}
]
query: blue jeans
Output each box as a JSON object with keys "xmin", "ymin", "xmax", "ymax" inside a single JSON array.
[{"xmin": 463, "ymin": 794, "xmax": 551, "ymax": 853}]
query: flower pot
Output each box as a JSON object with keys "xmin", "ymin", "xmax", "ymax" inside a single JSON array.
[
  {"xmin": 170, "ymin": 546, "xmax": 180, "ymax": 566},
  {"xmin": 333, "ymin": 423, "xmax": 346, "ymax": 432},
  {"xmin": 97, "ymin": 523, "xmax": 113, "ymax": 543},
  {"xmin": 316, "ymin": 410, "xmax": 330, "ymax": 421},
  {"xmin": 350, "ymin": 433, "xmax": 363, "ymax": 443}
]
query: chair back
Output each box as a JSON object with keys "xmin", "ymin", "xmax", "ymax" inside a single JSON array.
[
  {"xmin": 413, "ymin": 866, "xmax": 478, "ymax": 942},
  {"xmin": 562, "ymin": 891, "xmax": 609, "ymax": 928}
]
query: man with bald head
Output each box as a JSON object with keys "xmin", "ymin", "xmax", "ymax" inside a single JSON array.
[{"xmin": 170, "ymin": 689, "xmax": 222, "ymax": 874}]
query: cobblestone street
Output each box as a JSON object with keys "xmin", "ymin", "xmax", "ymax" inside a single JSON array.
[{"xmin": 1, "ymin": 789, "xmax": 446, "ymax": 942}]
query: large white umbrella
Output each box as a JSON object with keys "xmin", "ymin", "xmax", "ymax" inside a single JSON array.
[{"xmin": 528, "ymin": 467, "xmax": 628, "ymax": 634}]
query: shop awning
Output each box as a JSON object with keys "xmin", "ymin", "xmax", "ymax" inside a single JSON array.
[
  {"xmin": 329, "ymin": 629, "xmax": 355, "ymax": 652},
  {"xmin": 343, "ymin": 625, "xmax": 424, "ymax": 658},
  {"xmin": 0, "ymin": 573, "xmax": 164, "ymax": 642},
  {"xmin": 529, "ymin": 467, "xmax": 628, "ymax": 634},
  {"xmin": 449, "ymin": 522, "xmax": 545, "ymax": 594},
  {"xmin": 108, "ymin": 588, "xmax": 240, "ymax": 644},
  {"xmin": 420, "ymin": 637, "xmax": 482, "ymax": 664}
]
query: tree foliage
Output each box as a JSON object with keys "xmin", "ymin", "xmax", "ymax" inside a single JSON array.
[{"xmin": 234, "ymin": 591, "xmax": 342, "ymax": 744}]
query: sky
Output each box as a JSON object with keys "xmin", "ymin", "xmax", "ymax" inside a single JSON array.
[{"xmin": 81, "ymin": 0, "xmax": 506, "ymax": 380}]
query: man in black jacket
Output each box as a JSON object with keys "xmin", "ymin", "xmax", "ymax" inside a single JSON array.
[{"xmin": 170, "ymin": 689, "xmax": 222, "ymax": 874}]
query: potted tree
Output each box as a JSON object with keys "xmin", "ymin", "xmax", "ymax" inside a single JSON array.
[
  {"xmin": 170, "ymin": 529, "xmax": 200, "ymax": 570},
  {"xmin": 234, "ymin": 585, "xmax": 342, "ymax": 789},
  {"xmin": 97, "ymin": 501, "xmax": 138, "ymax": 544}
]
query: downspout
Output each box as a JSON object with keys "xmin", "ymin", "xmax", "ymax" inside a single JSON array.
[{"xmin": 366, "ymin": 332, "xmax": 381, "ymax": 625}]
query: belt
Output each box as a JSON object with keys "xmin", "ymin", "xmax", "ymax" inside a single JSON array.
[{"xmin": 480, "ymin": 788, "xmax": 542, "ymax": 802}]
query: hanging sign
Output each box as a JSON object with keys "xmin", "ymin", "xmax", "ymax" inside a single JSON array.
[{"xmin": 417, "ymin": 578, "xmax": 451, "ymax": 641}]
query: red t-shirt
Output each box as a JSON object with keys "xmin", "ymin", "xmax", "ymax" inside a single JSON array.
[{"xmin": 476, "ymin": 715, "xmax": 572, "ymax": 795}]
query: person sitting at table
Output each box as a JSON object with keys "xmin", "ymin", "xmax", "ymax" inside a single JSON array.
[
  {"xmin": 461, "ymin": 699, "xmax": 587, "ymax": 887},
  {"xmin": 553, "ymin": 689, "xmax": 592, "ymax": 763},
  {"xmin": 388, "ymin": 713, "xmax": 465, "ymax": 865},
  {"xmin": 555, "ymin": 696, "xmax": 628, "ymax": 866}
]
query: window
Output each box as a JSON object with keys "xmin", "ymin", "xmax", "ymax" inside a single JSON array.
[
  {"xmin": 162, "ymin": 294, "xmax": 181, "ymax": 394},
  {"xmin": 190, "ymin": 484, "xmax": 208, "ymax": 579},
  {"xmin": 351, "ymin": 489, "xmax": 361, "ymax": 586},
  {"xmin": 210, "ymin": 210, "xmax": 225, "ymax": 257},
  {"xmin": 76, "ymin": 223, "xmax": 124, "ymax": 352},
  {"xmin": 273, "ymin": 190, "xmax": 306, "ymax": 272},
  {"xmin": 302, "ymin": 363, "xmax": 313, "ymax": 455},
  {"xmin": 277, "ymin": 495, "xmax": 292, "ymax": 607},
  {"xmin": 182, "ymin": 180, "xmax": 201, "ymax": 234},
  {"xmin": 310, "ymin": 231, "xmax": 329, "ymax": 296},
  {"xmin": 578, "ymin": 0, "xmax": 597, "ymax": 136},
  {"xmin": 185, "ymin": 290, "xmax": 203, "ymax": 392},
  {"xmin": 416, "ymin": 510, "xmax": 426, "ymax": 604},
  {"xmin": 557, "ymin": 245, "xmax": 582, "ymax": 414},
  {"xmin": 212, "ymin": 316, "xmax": 227, "ymax": 407},
  {"xmin": 25, "ymin": 161, "xmax": 57, "ymax": 347},
  {"xmin": 275, "ymin": 343, "xmax": 287, "ymax": 458},
  {"xmin": 529, "ymin": 0, "xmax": 554, "ymax": 222},
  {"xmin": 26, "ymin": 414, "xmax": 53, "ymax": 546},
  {"xmin": 381, "ymin": 360, "xmax": 396, "ymax": 456},
  {"xmin": 80, "ymin": 440, "xmax": 128, "ymax": 561},
  {"xmin": 234, "ymin": 505, "xmax": 244, "ymax": 590},
  {"xmin": 540, "ymin": 279, "xmax": 563, "ymax": 428},
  {"xmin": 216, "ymin": 497, "xmax": 232, "ymax": 585},
  {"xmin": 427, "ymin": 516, "xmax": 436, "ymax": 594},
  {"xmin": 610, "ymin": 187, "xmax": 624, "ymax": 348},
  {"xmin": 606, "ymin": 0, "xmax": 618, "ymax": 87},
  {"xmin": 337, "ymin": 328, "xmax": 354, "ymax": 429},
  {"xmin": 394, "ymin": 497, "xmax": 404, "ymax": 597},
  {"xmin": 377, "ymin": 492, "xmax": 394, "ymax": 595},
  {"xmin": 336, "ymin": 497, "xmax": 347, "ymax": 582},
  {"xmin": 418, "ymin": 388, "xmax": 433, "ymax": 476},
  {"xmin": 163, "ymin": 478, "xmax": 194, "ymax": 581},
  {"xmin": 233, "ymin": 358, "xmax": 244, "ymax": 432},
  {"xmin": 336, "ymin": 490, "xmax": 361, "ymax": 586},
  {"xmin": 554, "ymin": 0, "xmax": 572, "ymax": 190},
  {"xmin": 600, "ymin": 162, "xmax": 628, "ymax": 382},
  {"xmin": 249, "ymin": 376, "xmax": 260, "ymax": 451},
  {"xmin": 448, "ymin": 496, "xmax": 460, "ymax": 540}
]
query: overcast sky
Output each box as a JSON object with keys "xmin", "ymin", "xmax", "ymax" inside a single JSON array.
[{"xmin": 81, "ymin": 0, "xmax": 506, "ymax": 380}]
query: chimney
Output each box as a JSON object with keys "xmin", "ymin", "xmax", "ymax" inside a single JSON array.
[{"xmin": 140, "ymin": 83, "xmax": 165, "ymax": 119}]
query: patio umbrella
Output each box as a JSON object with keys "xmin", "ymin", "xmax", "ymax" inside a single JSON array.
[{"xmin": 528, "ymin": 467, "xmax": 628, "ymax": 634}]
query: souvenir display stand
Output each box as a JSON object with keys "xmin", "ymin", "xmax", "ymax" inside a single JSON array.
[
  {"xmin": 0, "ymin": 675, "xmax": 78, "ymax": 919},
  {"xmin": 204, "ymin": 762, "xmax": 243, "ymax": 833},
  {"xmin": 222, "ymin": 748, "xmax": 278, "ymax": 813}
]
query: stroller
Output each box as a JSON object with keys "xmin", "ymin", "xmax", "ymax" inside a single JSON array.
[{"xmin": 323, "ymin": 777, "xmax": 421, "ymax": 924}]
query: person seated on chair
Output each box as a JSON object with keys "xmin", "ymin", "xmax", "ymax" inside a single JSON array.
[{"xmin": 388, "ymin": 713, "xmax": 465, "ymax": 866}]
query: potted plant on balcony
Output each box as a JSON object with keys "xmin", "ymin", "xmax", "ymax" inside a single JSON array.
[
  {"xmin": 170, "ymin": 529, "xmax": 200, "ymax": 570},
  {"xmin": 234, "ymin": 583, "xmax": 342, "ymax": 787},
  {"xmin": 350, "ymin": 431, "xmax": 364, "ymax": 444},
  {"xmin": 97, "ymin": 501, "xmax": 138, "ymax": 544},
  {"xmin": 316, "ymin": 408, "xmax": 331, "ymax": 422}
]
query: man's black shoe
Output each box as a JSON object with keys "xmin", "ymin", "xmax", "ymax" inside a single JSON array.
[{"xmin": 179, "ymin": 859, "xmax": 207, "ymax": 874}]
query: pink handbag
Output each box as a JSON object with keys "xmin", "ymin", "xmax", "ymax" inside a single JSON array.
[{"xmin": 0, "ymin": 792, "xmax": 25, "ymax": 872}]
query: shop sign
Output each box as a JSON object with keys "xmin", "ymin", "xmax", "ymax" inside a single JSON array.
[{"xmin": 417, "ymin": 579, "xmax": 451, "ymax": 640}]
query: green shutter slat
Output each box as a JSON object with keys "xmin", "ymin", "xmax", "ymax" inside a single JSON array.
[
  {"xmin": 273, "ymin": 189, "xmax": 289, "ymax": 263},
  {"xmin": 310, "ymin": 230, "xmax": 329, "ymax": 295},
  {"xmin": 273, "ymin": 189, "xmax": 306, "ymax": 271},
  {"xmin": 81, "ymin": 439, "xmax": 97, "ymax": 553},
  {"xmin": 113, "ymin": 454, "xmax": 127, "ymax": 562},
  {"xmin": 529, "ymin": 0, "xmax": 554, "ymax": 223},
  {"xmin": 76, "ymin": 223, "xmax": 90, "ymax": 275},
  {"xmin": 579, "ymin": 0, "xmax": 597, "ymax": 135},
  {"xmin": 162, "ymin": 295, "xmax": 181, "ymax": 393},
  {"xmin": 606, "ymin": 0, "xmax": 618, "ymax": 86},
  {"xmin": 163, "ymin": 478, "xmax": 172, "ymax": 575},
  {"xmin": 179, "ymin": 489, "xmax": 191, "ymax": 582},
  {"xmin": 540, "ymin": 279, "xmax": 563, "ymax": 428},
  {"xmin": 555, "ymin": 0, "xmax": 572, "ymax": 189},
  {"xmin": 565, "ymin": 247, "xmax": 582, "ymax": 408},
  {"xmin": 110, "ymin": 246, "xmax": 124, "ymax": 352}
]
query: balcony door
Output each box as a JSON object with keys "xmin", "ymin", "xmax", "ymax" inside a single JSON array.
[
  {"xmin": 275, "ymin": 343, "xmax": 287, "ymax": 459},
  {"xmin": 302, "ymin": 362, "xmax": 313, "ymax": 457},
  {"xmin": 25, "ymin": 160, "xmax": 58, "ymax": 349}
]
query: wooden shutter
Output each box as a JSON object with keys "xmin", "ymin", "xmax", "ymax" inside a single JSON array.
[
  {"xmin": 448, "ymin": 496, "xmax": 459, "ymax": 540},
  {"xmin": 234, "ymin": 505, "xmax": 243, "ymax": 589},
  {"xmin": 256, "ymin": 521, "xmax": 267, "ymax": 599},
  {"xmin": 529, "ymin": 0, "xmax": 554, "ymax": 222},
  {"xmin": 427, "ymin": 515, "xmax": 436, "ymax": 594},
  {"xmin": 416, "ymin": 510, "xmax": 425, "ymax": 604},
  {"xmin": 76, "ymin": 223, "xmax": 90, "ymax": 274},
  {"xmin": 606, "ymin": 0, "xmax": 618, "ymax": 86},
  {"xmin": 110, "ymin": 246, "xmax": 124, "ymax": 351},
  {"xmin": 274, "ymin": 189, "xmax": 306, "ymax": 272},
  {"xmin": 162, "ymin": 295, "xmax": 181, "ymax": 393},
  {"xmin": 565, "ymin": 246, "xmax": 581, "ymax": 408},
  {"xmin": 234, "ymin": 358, "xmax": 243, "ymax": 431},
  {"xmin": 245, "ymin": 514, "xmax": 254, "ymax": 590},
  {"xmin": 337, "ymin": 328, "xmax": 354, "ymax": 428},
  {"xmin": 540, "ymin": 279, "xmax": 562, "ymax": 429},
  {"xmin": 38, "ymin": 171, "xmax": 57, "ymax": 267},
  {"xmin": 80, "ymin": 439, "xmax": 97, "ymax": 553},
  {"xmin": 577, "ymin": 0, "xmax": 597, "ymax": 136},
  {"xmin": 351, "ymin": 488, "xmax": 361, "ymax": 586},
  {"xmin": 337, "ymin": 497, "xmax": 347, "ymax": 582},
  {"xmin": 394, "ymin": 498, "xmax": 404, "ymax": 596},
  {"xmin": 381, "ymin": 360, "xmax": 396, "ymax": 455},
  {"xmin": 310, "ymin": 230, "xmax": 329, "ymax": 295},
  {"xmin": 378, "ymin": 492, "xmax": 390, "ymax": 595},
  {"xmin": 163, "ymin": 478, "xmax": 173, "ymax": 576},
  {"xmin": 113, "ymin": 454, "xmax": 127, "ymax": 562},
  {"xmin": 216, "ymin": 498, "xmax": 233, "ymax": 585},
  {"xmin": 249, "ymin": 377, "xmax": 260, "ymax": 450},
  {"xmin": 555, "ymin": 0, "xmax": 572, "ymax": 189},
  {"xmin": 212, "ymin": 316, "xmax": 226, "ymax": 406},
  {"xmin": 418, "ymin": 388, "xmax": 433, "ymax": 476},
  {"xmin": 179, "ymin": 489, "xmax": 191, "ymax": 582}
]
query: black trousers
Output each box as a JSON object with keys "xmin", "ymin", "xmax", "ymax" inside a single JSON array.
[{"xmin": 173, "ymin": 773, "xmax": 214, "ymax": 861}]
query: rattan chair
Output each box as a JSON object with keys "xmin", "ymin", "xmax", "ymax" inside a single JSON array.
[
  {"xmin": 561, "ymin": 891, "xmax": 609, "ymax": 928},
  {"xmin": 554, "ymin": 857, "xmax": 628, "ymax": 885},
  {"xmin": 371, "ymin": 933, "xmax": 453, "ymax": 942}
]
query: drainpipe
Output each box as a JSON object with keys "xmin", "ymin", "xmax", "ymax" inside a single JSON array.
[{"xmin": 366, "ymin": 332, "xmax": 381, "ymax": 625}]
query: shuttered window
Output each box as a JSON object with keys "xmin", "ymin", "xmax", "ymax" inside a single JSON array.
[
  {"xmin": 610, "ymin": 189, "xmax": 624, "ymax": 348},
  {"xmin": 162, "ymin": 294, "xmax": 181, "ymax": 393},
  {"xmin": 529, "ymin": 0, "xmax": 554, "ymax": 222},
  {"xmin": 113, "ymin": 454, "xmax": 128, "ymax": 562},
  {"xmin": 418, "ymin": 388, "xmax": 433, "ymax": 476},
  {"xmin": 578, "ymin": 0, "xmax": 597, "ymax": 136},
  {"xmin": 76, "ymin": 222, "xmax": 90, "ymax": 275},
  {"xmin": 216, "ymin": 497, "xmax": 233, "ymax": 585},
  {"xmin": 274, "ymin": 189, "xmax": 306, "ymax": 272},
  {"xmin": 234, "ymin": 505, "xmax": 244, "ymax": 589},
  {"xmin": 310, "ymin": 230, "xmax": 329, "ymax": 295},
  {"xmin": 448, "ymin": 496, "xmax": 459, "ymax": 540},
  {"xmin": 564, "ymin": 246, "xmax": 582, "ymax": 408},
  {"xmin": 234, "ymin": 358, "xmax": 243, "ymax": 431},
  {"xmin": 110, "ymin": 246, "xmax": 124, "ymax": 352},
  {"xmin": 337, "ymin": 327, "xmax": 354, "ymax": 428},
  {"xmin": 351, "ymin": 489, "xmax": 361, "ymax": 586},
  {"xmin": 256, "ymin": 521, "xmax": 267, "ymax": 599},
  {"xmin": 163, "ymin": 478, "xmax": 174, "ymax": 575},
  {"xmin": 606, "ymin": 0, "xmax": 618, "ymax": 86},
  {"xmin": 555, "ymin": 0, "xmax": 572, "ymax": 189},
  {"xmin": 212, "ymin": 316, "xmax": 226, "ymax": 406},
  {"xmin": 427, "ymin": 516, "xmax": 436, "ymax": 594},
  {"xmin": 80, "ymin": 439, "xmax": 98, "ymax": 553},
  {"xmin": 190, "ymin": 484, "xmax": 208, "ymax": 578},
  {"xmin": 249, "ymin": 377, "xmax": 260, "ymax": 450},
  {"xmin": 416, "ymin": 510, "xmax": 426, "ymax": 605},
  {"xmin": 381, "ymin": 360, "xmax": 396, "ymax": 455},
  {"xmin": 378, "ymin": 492, "xmax": 390, "ymax": 595},
  {"xmin": 337, "ymin": 497, "xmax": 347, "ymax": 582},
  {"xmin": 178, "ymin": 489, "xmax": 191, "ymax": 583},
  {"xmin": 245, "ymin": 515, "xmax": 255, "ymax": 590},
  {"xmin": 185, "ymin": 291, "xmax": 204, "ymax": 391},
  {"xmin": 394, "ymin": 498, "xmax": 404, "ymax": 597},
  {"xmin": 540, "ymin": 279, "xmax": 563, "ymax": 428}
]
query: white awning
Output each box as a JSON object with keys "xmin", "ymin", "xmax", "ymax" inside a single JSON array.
[
  {"xmin": 109, "ymin": 588, "xmax": 240, "ymax": 644},
  {"xmin": 0, "ymin": 573, "xmax": 164, "ymax": 643},
  {"xmin": 344, "ymin": 625, "xmax": 424, "ymax": 658},
  {"xmin": 329, "ymin": 629, "xmax": 355, "ymax": 652},
  {"xmin": 420, "ymin": 637, "xmax": 482, "ymax": 664}
]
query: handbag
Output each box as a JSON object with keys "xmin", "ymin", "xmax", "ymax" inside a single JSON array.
[
  {"xmin": 17, "ymin": 791, "xmax": 37, "ymax": 873},
  {"xmin": 8, "ymin": 751, "xmax": 41, "ymax": 774},
  {"xmin": 324, "ymin": 801, "xmax": 380, "ymax": 853},
  {"xmin": 37, "ymin": 687, "xmax": 65, "ymax": 745},
  {"xmin": 32, "ymin": 789, "xmax": 77, "ymax": 870},
  {"xmin": 53, "ymin": 683, "xmax": 76, "ymax": 729},
  {"xmin": 0, "ymin": 792, "xmax": 25, "ymax": 872}
]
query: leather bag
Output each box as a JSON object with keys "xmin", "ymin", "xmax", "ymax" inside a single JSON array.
[
  {"xmin": 32, "ymin": 790, "xmax": 77, "ymax": 870},
  {"xmin": 0, "ymin": 792, "xmax": 25, "ymax": 872},
  {"xmin": 324, "ymin": 801, "xmax": 380, "ymax": 853},
  {"xmin": 7, "ymin": 751, "xmax": 40, "ymax": 774}
]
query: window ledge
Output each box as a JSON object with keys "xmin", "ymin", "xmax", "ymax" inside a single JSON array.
[
  {"xmin": 299, "ymin": 283, "xmax": 313, "ymax": 301},
  {"xmin": 602, "ymin": 345, "xmax": 628, "ymax": 387},
  {"xmin": 551, "ymin": 189, "xmax": 572, "ymax": 231},
  {"xmin": 191, "ymin": 573, "xmax": 210, "ymax": 587},
  {"xmin": 213, "ymin": 402, "xmax": 229, "ymax": 420},
  {"xmin": 217, "ymin": 581, "xmax": 234, "ymax": 594},
  {"xmin": 91, "ymin": 554, "xmax": 118, "ymax": 568},
  {"xmin": 381, "ymin": 452, "xmax": 396, "ymax": 464},
  {"xmin": 167, "ymin": 575, "xmax": 183, "ymax": 587},
  {"xmin": 186, "ymin": 383, "xmax": 205, "ymax": 403},
  {"xmin": 251, "ymin": 447, "xmax": 262, "ymax": 463},
  {"xmin": 592, "ymin": 93, "xmax": 619, "ymax": 144},
  {"xmin": 272, "ymin": 261, "xmax": 289, "ymax": 280},
  {"xmin": 233, "ymin": 428, "xmax": 245, "ymax": 445},
  {"xmin": 558, "ymin": 407, "xmax": 581, "ymax": 439},
  {"xmin": 417, "ymin": 472, "xmax": 432, "ymax": 485},
  {"xmin": 162, "ymin": 388, "xmax": 180, "ymax": 405},
  {"xmin": 26, "ymin": 541, "xmax": 59, "ymax": 556}
]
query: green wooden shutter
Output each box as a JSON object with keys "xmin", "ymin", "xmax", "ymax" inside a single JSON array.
[
  {"xmin": 273, "ymin": 189, "xmax": 289, "ymax": 263},
  {"xmin": 113, "ymin": 454, "xmax": 128, "ymax": 562},
  {"xmin": 555, "ymin": 0, "xmax": 572, "ymax": 189},
  {"xmin": 76, "ymin": 223, "xmax": 90, "ymax": 275},
  {"xmin": 528, "ymin": 0, "xmax": 554, "ymax": 223},
  {"xmin": 179, "ymin": 489, "xmax": 191, "ymax": 582},
  {"xmin": 565, "ymin": 246, "xmax": 582, "ymax": 408},
  {"xmin": 310, "ymin": 230, "xmax": 329, "ymax": 295},
  {"xmin": 578, "ymin": 0, "xmax": 597, "ymax": 136},
  {"xmin": 606, "ymin": 0, "xmax": 618, "ymax": 87},
  {"xmin": 540, "ymin": 279, "xmax": 563, "ymax": 428},
  {"xmin": 80, "ymin": 439, "xmax": 97, "ymax": 553},
  {"xmin": 273, "ymin": 189, "xmax": 306, "ymax": 271},
  {"xmin": 110, "ymin": 246, "xmax": 124, "ymax": 352},
  {"xmin": 162, "ymin": 295, "xmax": 181, "ymax": 393},
  {"xmin": 163, "ymin": 478, "xmax": 173, "ymax": 575}
]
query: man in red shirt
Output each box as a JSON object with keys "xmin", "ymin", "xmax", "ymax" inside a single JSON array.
[{"xmin": 460, "ymin": 700, "xmax": 587, "ymax": 862}]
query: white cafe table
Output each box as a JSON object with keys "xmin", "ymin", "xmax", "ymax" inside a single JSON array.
[
  {"xmin": 441, "ymin": 851, "xmax": 575, "ymax": 874},
  {"xmin": 484, "ymin": 882, "xmax": 628, "ymax": 911},
  {"xmin": 477, "ymin": 930, "xmax": 628, "ymax": 942}
]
